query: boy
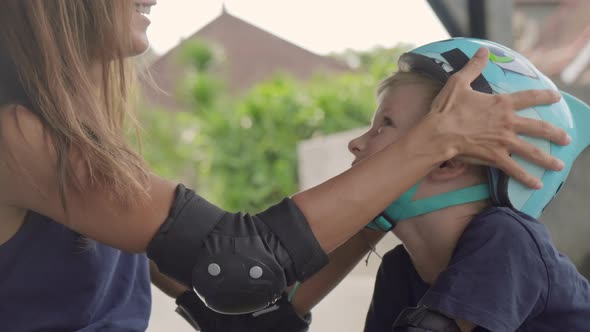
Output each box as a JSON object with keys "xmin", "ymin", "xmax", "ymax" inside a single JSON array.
[{"xmin": 356, "ymin": 42, "xmax": 590, "ymax": 330}]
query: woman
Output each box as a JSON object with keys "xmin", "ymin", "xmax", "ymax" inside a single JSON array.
[{"xmin": 0, "ymin": 1, "xmax": 569, "ymax": 330}]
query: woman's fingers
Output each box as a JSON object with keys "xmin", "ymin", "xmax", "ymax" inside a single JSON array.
[
  {"xmin": 493, "ymin": 153, "xmax": 543, "ymax": 189},
  {"xmin": 462, "ymin": 131, "xmax": 563, "ymax": 187},
  {"xmin": 428, "ymin": 46, "xmax": 572, "ymax": 189},
  {"xmin": 513, "ymin": 116, "xmax": 571, "ymax": 146},
  {"xmin": 455, "ymin": 155, "xmax": 487, "ymax": 166},
  {"xmin": 507, "ymin": 89, "xmax": 562, "ymax": 111},
  {"xmin": 452, "ymin": 47, "xmax": 489, "ymax": 84},
  {"xmin": 504, "ymin": 133, "xmax": 565, "ymax": 171},
  {"xmin": 460, "ymin": 143, "xmax": 544, "ymax": 189}
]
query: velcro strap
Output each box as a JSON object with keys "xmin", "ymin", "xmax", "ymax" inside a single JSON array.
[
  {"xmin": 147, "ymin": 184, "xmax": 225, "ymax": 286},
  {"xmin": 258, "ymin": 198, "xmax": 329, "ymax": 282}
]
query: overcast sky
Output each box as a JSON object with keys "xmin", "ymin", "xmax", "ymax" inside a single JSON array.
[{"xmin": 147, "ymin": 0, "xmax": 449, "ymax": 55}]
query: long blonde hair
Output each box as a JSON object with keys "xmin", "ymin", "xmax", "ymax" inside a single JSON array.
[{"xmin": 0, "ymin": 0, "xmax": 148, "ymax": 205}]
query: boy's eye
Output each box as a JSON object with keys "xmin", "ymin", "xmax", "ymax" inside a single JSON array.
[
  {"xmin": 376, "ymin": 116, "xmax": 395, "ymax": 134},
  {"xmin": 383, "ymin": 117, "xmax": 394, "ymax": 127}
]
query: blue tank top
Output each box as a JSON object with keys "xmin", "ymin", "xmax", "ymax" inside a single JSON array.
[{"xmin": 0, "ymin": 211, "xmax": 152, "ymax": 331}]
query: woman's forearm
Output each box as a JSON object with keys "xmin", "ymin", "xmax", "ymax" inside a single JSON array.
[
  {"xmin": 149, "ymin": 260, "xmax": 188, "ymax": 298},
  {"xmin": 293, "ymin": 119, "xmax": 451, "ymax": 252},
  {"xmin": 291, "ymin": 229, "xmax": 386, "ymax": 316}
]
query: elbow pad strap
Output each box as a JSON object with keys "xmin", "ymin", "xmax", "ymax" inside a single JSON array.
[
  {"xmin": 147, "ymin": 184, "xmax": 224, "ymax": 287},
  {"xmin": 257, "ymin": 198, "xmax": 329, "ymax": 282}
]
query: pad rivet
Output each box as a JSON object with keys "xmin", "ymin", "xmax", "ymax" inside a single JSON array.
[
  {"xmin": 249, "ymin": 266, "xmax": 263, "ymax": 279},
  {"xmin": 208, "ymin": 263, "xmax": 221, "ymax": 277}
]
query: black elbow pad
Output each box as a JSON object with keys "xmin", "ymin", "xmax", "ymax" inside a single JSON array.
[{"xmin": 147, "ymin": 184, "xmax": 328, "ymax": 315}]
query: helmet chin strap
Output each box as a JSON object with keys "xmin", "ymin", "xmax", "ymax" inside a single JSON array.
[{"xmin": 368, "ymin": 182, "xmax": 491, "ymax": 232}]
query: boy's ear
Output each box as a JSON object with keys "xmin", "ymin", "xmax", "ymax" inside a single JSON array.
[{"xmin": 429, "ymin": 159, "xmax": 469, "ymax": 181}]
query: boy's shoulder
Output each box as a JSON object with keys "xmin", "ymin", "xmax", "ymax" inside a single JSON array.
[
  {"xmin": 444, "ymin": 207, "xmax": 549, "ymax": 284},
  {"xmin": 422, "ymin": 206, "xmax": 590, "ymax": 331},
  {"xmin": 466, "ymin": 206, "xmax": 542, "ymax": 232},
  {"xmin": 458, "ymin": 206, "xmax": 547, "ymax": 253},
  {"xmin": 419, "ymin": 207, "xmax": 550, "ymax": 331}
]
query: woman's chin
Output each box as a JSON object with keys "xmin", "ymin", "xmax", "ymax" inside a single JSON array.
[{"xmin": 129, "ymin": 35, "xmax": 150, "ymax": 57}]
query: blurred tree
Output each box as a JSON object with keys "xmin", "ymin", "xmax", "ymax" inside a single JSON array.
[
  {"xmin": 196, "ymin": 72, "xmax": 379, "ymax": 212},
  {"xmin": 136, "ymin": 108, "xmax": 203, "ymax": 185},
  {"xmin": 135, "ymin": 40, "xmax": 225, "ymax": 188},
  {"xmin": 139, "ymin": 40, "xmax": 411, "ymax": 212},
  {"xmin": 331, "ymin": 44, "xmax": 413, "ymax": 78}
]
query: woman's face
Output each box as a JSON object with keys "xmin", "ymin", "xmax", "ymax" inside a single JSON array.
[{"xmin": 130, "ymin": 0, "xmax": 157, "ymax": 55}]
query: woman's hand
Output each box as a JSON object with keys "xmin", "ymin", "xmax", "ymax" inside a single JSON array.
[{"xmin": 425, "ymin": 47, "xmax": 570, "ymax": 189}]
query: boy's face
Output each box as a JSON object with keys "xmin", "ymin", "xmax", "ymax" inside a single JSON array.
[{"xmin": 349, "ymin": 83, "xmax": 433, "ymax": 166}]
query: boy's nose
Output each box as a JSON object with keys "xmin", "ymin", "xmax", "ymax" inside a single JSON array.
[{"xmin": 348, "ymin": 136, "xmax": 363, "ymax": 156}]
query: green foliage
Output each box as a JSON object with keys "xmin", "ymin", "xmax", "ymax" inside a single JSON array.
[
  {"xmin": 181, "ymin": 40, "xmax": 215, "ymax": 71},
  {"xmin": 195, "ymin": 73, "xmax": 379, "ymax": 212},
  {"xmin": 176, "ymin": 41, "xmax": 226, "ymax": 111},
  {"xmin": 137, "ymin": 107, "xmax": 203, "ymax": 185},
  {"xmin": 331, "ymin": 45, "xmax": 412, "ymax": 78},
  {"xmin": 189, "ymin": 73, "xmax": 222, "ymax": 109},
  {"xmin": 140, "ymin": 41, "xmax": 411, "ymax": 212}
]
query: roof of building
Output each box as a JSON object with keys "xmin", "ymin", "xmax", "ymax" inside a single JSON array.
[{"xmin": 141, "ymin": 8, "xmax": 350, "ymax": 110}]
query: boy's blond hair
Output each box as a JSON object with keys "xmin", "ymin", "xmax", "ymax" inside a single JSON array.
[{"xmin": 376, "ymin": 72, "xmax": 444, "ymax": 110}]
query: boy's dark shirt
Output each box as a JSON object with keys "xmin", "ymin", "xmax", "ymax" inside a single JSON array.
[{"xmin": 364, "ymin": 207, "xmax": 590, "ymax": 332}]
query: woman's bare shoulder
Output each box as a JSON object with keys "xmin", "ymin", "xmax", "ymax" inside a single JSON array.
[
  {"xmin": 0, "ymin": 205, "xmax": 27, "ymax": 246},
  {"xmin": 0, "ymin": 104, "xmax": 49, "ymax": 149},
  {"xmin": 0, "ymin": 105, "xmax": 56, "ymax": 205}
]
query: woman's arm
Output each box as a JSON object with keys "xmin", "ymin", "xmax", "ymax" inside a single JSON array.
[
  {"xmin": 0, "ymin": 103, "xmax": 437, "ymax": 254},
  {"xmin": 150, "ymin": 260, "xmax": 187, "ymax": 299},
  {"xmin": 290, "ymin": 229, "xmax": 385, "ymax": 316},
  {"xmin": 0, "ymin": 102, "xmax": 443, "ymax": 255}
]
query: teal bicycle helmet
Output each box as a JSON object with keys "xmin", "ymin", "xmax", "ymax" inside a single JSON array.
[{"xmin": 369, "ymin": 37, "xmax": 590, "ymax": 231}]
